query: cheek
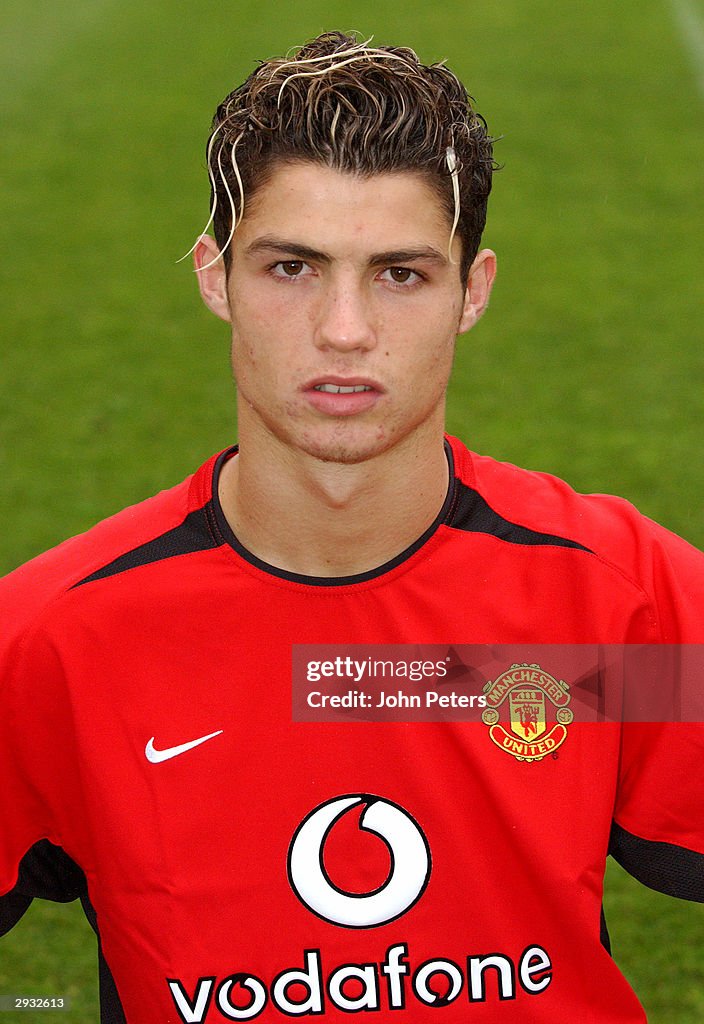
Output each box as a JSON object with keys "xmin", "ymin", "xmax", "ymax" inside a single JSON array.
[
  {"xmin": 410, "ymin": 319, "xmax": 457, "ymax": 371},
  {"xmin": 229, "ymin": 300, "xmax": 271, "ymax": 369},
  {"xmin": 231, "ymin": 287, "xmax": 309, "ymax": 361},
  {"xmin": 406, "ymin": 337, "xmax": 457, "ymax": 406}
]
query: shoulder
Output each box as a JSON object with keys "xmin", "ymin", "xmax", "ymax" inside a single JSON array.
[
  {"xmin": 447, "ymin": 436, "xmax": 704, "ymax": 640},
  {"xmin": 448, "ymin": 434, "xmax": 701, "ymax": 561},
  {"xmin": 0, "ymin": 452, "xmax": 223, "ymax": 646}
]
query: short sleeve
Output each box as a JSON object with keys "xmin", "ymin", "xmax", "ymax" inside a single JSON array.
[
  {"xmin": 0, "ymin": 632, "xmax": 51, "ymax": 904},
  {"xmin": 610, "ymin": 518, "xmax": 704, "ymax": 901},
  {"xmin": 0, "ymin": 614, "xmax": 83, "ymax": 923}
]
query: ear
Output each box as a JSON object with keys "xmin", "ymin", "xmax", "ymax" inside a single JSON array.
[
  {"xmin": 457, "ymin": 249, "xmax": 497, "ymax": 335},
  {"xmin": 194, "ymin": 235, "xmax": 232, "ymax": 323}
]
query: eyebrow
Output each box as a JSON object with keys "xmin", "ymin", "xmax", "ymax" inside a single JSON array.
[{"xmin": 244, "ymin": 236, "xmax": 448, "ymax": 267}]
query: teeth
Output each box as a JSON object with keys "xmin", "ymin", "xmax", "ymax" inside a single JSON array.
[{"xmin": 314, "ymin": 384, "xmax": 372, "ymax": 394}]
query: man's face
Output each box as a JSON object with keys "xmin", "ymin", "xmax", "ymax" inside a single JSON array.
[{"xmin": 197, "ymin": 162, "xmax": 495, "ymax": 465}]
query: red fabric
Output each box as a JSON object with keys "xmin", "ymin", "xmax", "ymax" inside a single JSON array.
[{"xmin": 2, "ymin": 436, "xmax": 703, "ymax": 1022}]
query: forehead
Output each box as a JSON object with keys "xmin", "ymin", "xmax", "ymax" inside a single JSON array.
[{"xmin": 235, "ymin": 162, "xmax": 452, "ymax": 253}]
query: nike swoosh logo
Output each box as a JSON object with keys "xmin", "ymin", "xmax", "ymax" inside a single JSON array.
[{"xmin": 145, "ymin": 730, "xmax": 223, "ymax": 763}]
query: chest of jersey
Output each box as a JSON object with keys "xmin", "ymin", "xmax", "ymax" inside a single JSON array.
[{"xmin": 32, "ymin": 540, "xmax": 649, "ymax": 1022}]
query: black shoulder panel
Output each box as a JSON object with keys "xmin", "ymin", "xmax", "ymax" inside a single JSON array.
[
  {"xmin": 448, "ymin": 480, "xmax": 593, "ymax": 552},
  {"xmin": 73, "ymin": 504, "xmax": 222, "ymax": 588},
  {"xmin": 609, "ymin": 821, "xmax": 704, "ymax": 902}
]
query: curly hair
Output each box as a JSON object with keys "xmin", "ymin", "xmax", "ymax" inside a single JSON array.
[{"xmin": 193, "ymin": 31, "xmax": 497, "ymax": 281}]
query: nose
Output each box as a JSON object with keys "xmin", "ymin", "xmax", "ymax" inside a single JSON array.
[{"xmin": 314, "ymin": 274, "xmax": 376, "ymax": 353}]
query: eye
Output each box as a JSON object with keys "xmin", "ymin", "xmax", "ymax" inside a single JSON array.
[
  {"xmin": 271, "ymin": 260, "xmax": 312, "ymax": 279},
  {"xmin": 381, "ymin": 267, "xmax": 421, "ymax": 286}
]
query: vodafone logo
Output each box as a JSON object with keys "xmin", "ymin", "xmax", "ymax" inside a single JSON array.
[
  {"xmin": 167, "ymin": 794, "xmax": 555, "ymax": 1020},
  {"xmin": 287, "ymin": 794, "xmax": 431, "ymax": 928}
]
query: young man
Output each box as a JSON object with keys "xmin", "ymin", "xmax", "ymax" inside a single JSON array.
[{"xmin": 1, "ymin": 30, "xmax": 702, "ymax": 1024}]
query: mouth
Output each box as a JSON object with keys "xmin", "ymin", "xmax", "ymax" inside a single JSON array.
[
  {"xmin": 305, "ymin": 376, "xmax": 383, "ymax": 393},
  {"xmin": 303, "ymin": 378, "xmax": 383, "ymax": 416},
  {"xmin": 313, "ymin": 383, "xmax": 374, "ymax": 394}
]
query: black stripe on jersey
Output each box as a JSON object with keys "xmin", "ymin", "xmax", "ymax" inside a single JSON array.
[
  {"xmin": 73, "ymin": 505, "xmax": 222, "ymax": 588},
  {"xmin": 447, "ymin": 479, "xmax": 593, "ymax": 552},
  {"xmin": 609, "ymin": 822, "xmax": 704, "ymax": 902},
  {"xmin": 210, "ymin": 446, "xmax": 461, "ymax": 586},
  {"xmin": 81, "ymin": 891, "xmax": 128, "ymax": 1024},
  {"xmin": 71, "ymin": 444, "xmax": 590, "ymax": 590},
  {"xmin": 0, "ymin": 838, "xmax": 86, "ymax": 913},
  {"xmin": 0, "ymin": 840, "xmax": 127, "ymax": 1023},
  {"xmin": 211, "ymin": 444, "xmax": 592, "ymax": 586},
  {"xmin": 600, "ymin": 906, "xmax": 612, "ymax": 954},
  {"xmin": 0, "ymin": 887, "xmax": 32, "ymax": 934}
]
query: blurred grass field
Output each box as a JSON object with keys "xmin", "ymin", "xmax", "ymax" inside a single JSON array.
[{"xmin": 1, "ymin": 0, "xmax": 703, "ymax": 1020}]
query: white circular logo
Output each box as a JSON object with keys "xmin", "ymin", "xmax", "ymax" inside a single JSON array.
[{"xmin": 287, "ymin": 794, "xmax": 431, "ymax": 928}]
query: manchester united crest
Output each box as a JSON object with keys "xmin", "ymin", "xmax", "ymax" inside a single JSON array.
[{"xmin": 481, "ymin": 664, "xmax": 573, "ymax": 762}]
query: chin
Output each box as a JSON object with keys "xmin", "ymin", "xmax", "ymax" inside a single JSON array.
[
  {"xmin": 310, "ymin": 448, "xmax": 379, "ymax": 466},
  {"xmin": 302, "ymin": 442, "xmax": 385, "ymax": 466},
  {"xmin": 297, "ymin": 428, "xmax": 396, "ymax": 466}
]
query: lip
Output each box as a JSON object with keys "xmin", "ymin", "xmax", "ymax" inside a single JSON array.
[
  {"xmin": 303, "ymin": 376, "xmax": 385, "ymax": 393},
  {"xmin": 302, "ymin": 376, "xmax": 384, "ymax": 417}
]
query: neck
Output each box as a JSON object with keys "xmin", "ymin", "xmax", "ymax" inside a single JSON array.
[{"xmin": 218, "ymin": 424, "xmax": 450, "ymax": 578}]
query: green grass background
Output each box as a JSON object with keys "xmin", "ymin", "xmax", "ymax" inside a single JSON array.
[{"xmin": 1, "ymin": 0, "xmax": 703, "ymax": 1019}]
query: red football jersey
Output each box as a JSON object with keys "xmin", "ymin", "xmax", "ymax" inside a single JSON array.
[{"xmin": 1, "ymin": 435, "xmax": 703, "ymax": 1022}]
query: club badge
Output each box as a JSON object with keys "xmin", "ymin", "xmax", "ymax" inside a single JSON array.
[{"xmin": 481, "ymin": 664, "xmax": 573, "ymax": 762}]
